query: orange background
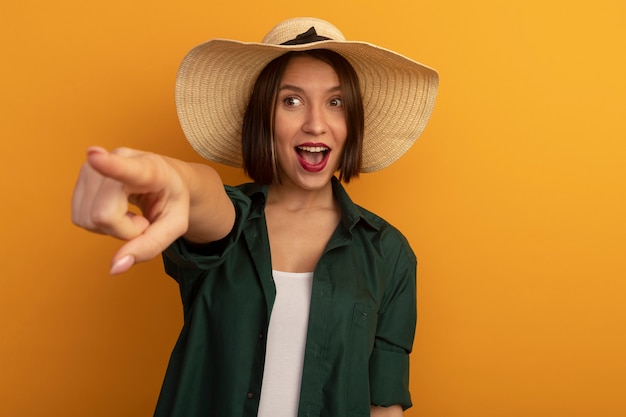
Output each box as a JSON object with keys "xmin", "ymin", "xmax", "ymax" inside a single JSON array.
[{"xmin": 2, "ymin": 0, "xmax": 625, "ymax": 416}]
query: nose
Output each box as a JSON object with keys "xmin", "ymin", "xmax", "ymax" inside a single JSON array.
[{"xmin": 302, "ymin": 104, "xmax": 328, "ymax": 136}]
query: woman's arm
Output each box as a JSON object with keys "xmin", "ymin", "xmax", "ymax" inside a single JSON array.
[
  {"xmin": 71, "ymin": 146, "xmax": 235, "ymax": 274},
  {"xmin": 370, "ymin": 405, "xmax": 404, "ymax": 417},
  {"xmin": 165, "ymin": 154, "xmax": 235, "ymax": 243}
]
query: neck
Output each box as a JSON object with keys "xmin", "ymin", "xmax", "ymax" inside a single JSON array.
[{"xmin": 267, "ymin": 179, "xmax": 335, "ymax": 211}]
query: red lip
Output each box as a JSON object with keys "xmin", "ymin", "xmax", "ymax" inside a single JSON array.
[
  {"xmin": 295, "ymin": 142, "xmax": 331, "ymax": 173},
  {"xmin": 299, "ymin": 142, "xmax": 327, "ymax": 147}
]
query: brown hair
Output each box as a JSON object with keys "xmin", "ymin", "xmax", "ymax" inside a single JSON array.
[{"xmin": 242, "ymin": 49, "xmax": 364, "ymax": 184}]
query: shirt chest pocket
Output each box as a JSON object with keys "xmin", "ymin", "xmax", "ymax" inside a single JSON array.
[{"xmin": 351, "ymin": 303, "xmax": 378, "ymax": 345}]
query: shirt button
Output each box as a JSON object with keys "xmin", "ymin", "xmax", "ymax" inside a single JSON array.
[
  {"xmin": 247, "ymin": 392, "xmax": 254, "ymax": 399},
  {"xmin": 258, "ymin": 333, "xmax": 264, "ymax": 339}
]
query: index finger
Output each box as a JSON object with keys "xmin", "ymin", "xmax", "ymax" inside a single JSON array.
[{"xmin": 86, "ymin": 147, "xmax": 172, "ymax": 195}]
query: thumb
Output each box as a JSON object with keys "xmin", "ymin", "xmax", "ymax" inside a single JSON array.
[
  {"xmin": 107, "ymin": 194, "xmax": 190, "ymax": 275},
  {"xmin": 109, "ymin": 254, "xmax": 136, "ymax": 275}
]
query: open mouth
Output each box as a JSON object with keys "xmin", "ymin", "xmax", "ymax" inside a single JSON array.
[{"xmin": 296, "ymin": 146, "xmax": 330, "ymax": 166}]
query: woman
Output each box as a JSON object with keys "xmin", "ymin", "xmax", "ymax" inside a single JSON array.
[{"xmin": 72, "ymin": 17, "xmax": 438, "ymax": 417}]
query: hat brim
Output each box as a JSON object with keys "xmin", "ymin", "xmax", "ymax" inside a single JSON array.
[{"xmin": 176, "ymin": 39, "xmax": 438, "ymax": 172}]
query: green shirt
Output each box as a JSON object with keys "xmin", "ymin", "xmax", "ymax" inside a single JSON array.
[{"xmin": 155, "ymin": 178, "xmax": 417, "ymax": 417}]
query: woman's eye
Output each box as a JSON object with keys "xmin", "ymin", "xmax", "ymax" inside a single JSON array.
[
  {"xmin": 283, "ymin": 96, "xmax": 302, "ymax": 107},
  {"xmin": 329, "ymin": 97, "xmax": 343, "ymax": 107}
]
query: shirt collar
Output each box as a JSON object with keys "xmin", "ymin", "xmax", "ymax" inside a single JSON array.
[
  {"xmin": 330, "ymin": 177, "xmax": 379, "ymax": 232},
  {"xmin": 242, "ymin": 177, "xmax": 379, "ymax": 232}
]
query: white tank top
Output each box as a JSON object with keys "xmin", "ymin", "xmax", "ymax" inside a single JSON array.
[{"xmin": 257, "ymin": 270, "xmax": 314, "ymax": 417}]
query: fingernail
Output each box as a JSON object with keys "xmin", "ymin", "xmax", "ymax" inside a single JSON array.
[
  {"xmin": 87, "ymin": 146, "xmax": 106, "ymax": 156},
  {"xmin": 110, "ymin": 255, "xmax": 135, "ymax": 275}
]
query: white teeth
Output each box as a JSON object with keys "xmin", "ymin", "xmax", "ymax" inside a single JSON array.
[{"xmin": 297, "ymin": 146, "xmax": 329, "ymax": 153}]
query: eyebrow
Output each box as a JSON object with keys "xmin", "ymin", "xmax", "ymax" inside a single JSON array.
[{"xmin": 278, "ymin": 84, "xmax": 342, "ymax": 94}]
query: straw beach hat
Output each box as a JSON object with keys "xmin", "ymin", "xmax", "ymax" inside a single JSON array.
[{"xmin": 176, "ymin": 17, "xmax": 438, "ymax": 172}]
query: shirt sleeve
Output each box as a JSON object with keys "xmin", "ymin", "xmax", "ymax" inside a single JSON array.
[
  {"xmin": 369, "ymin": 233, "xmax": 417, "ymax": 410},
  {"xmin": 162, "ymin": 185, "xmax": 253, "ymax": 273},
  {"xmin": 161, "ymin": 185, "xmax": 258, "ymax": 319}
]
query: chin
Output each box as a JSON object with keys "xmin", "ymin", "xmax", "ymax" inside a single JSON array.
[{"xmin": 283, "ymin": 170, "xmax": 336, "ymax": 192}]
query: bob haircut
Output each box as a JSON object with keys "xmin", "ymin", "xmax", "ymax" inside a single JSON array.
[{"xmin": 242, "ymin": 49, "xmax": 364, "ymax": 184}]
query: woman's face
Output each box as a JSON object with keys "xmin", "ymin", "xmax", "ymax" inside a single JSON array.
[{"xmin": 273, "ymin": 55, "xmax": 347, "ymax": 191}]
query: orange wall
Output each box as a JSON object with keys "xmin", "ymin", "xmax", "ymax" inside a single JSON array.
[{"xmin": 2, "ymin": 1, "xmax": 625, "ymax": 416}]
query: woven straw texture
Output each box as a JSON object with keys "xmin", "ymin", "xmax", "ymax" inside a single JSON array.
[{"xmin": 175, "ymin": 17, "xmax": 439, "ymax": 172}]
